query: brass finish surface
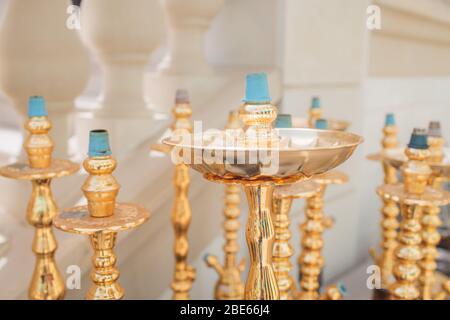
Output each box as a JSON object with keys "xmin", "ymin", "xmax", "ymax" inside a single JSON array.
[
  {"xmin": 170, "ymin": 97, "xmax": 195, "ymax": 300},
  {"xmin": 379, "ymin": 147, "xmax": 434, "ymax": 299},
  {"xmin": 0, "ymin": 113, "xmax": 79, "ymax": 300},
  {"xmin": 206, "ymin": 111, "xmax": 245, "ymax": 300},
  {"xmin": 369, "ymin": 121, "xmax": 401, "ymax": 288},
  {"xmin": 272, "ymin": 180, "xmax": 321, "ymax": 300},
  {"xmin": 54, "ymin": 149, "xmax": 150, "ymax": 300},
  {"xmin": 164, "ymin": 92, "xmax": 362, "ymax": 300}
]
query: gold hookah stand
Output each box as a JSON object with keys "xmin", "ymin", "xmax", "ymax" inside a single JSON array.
[
  {"xmin": 377, "ymin": 129, "xmax": 450, "ymax": 300},
  {"xmin": 368, "ymin": 114, "xmax": 400, "ymax": 296},
  {"xmin": 296, "ymin": 171, "xmax": 348, "ymax": 300},
  {"xmin": 420, "ymin": 122, "xmax": 448, "ymax": 300},
  {"xmin": 272, "ymin": 180, "xmax": 321, "ymax": 300},
  {"xmin": 54, "ymin": 130, "xmax": 150, "ymax": 300},
  {"xmin": 205, "ymin": 111, "xmax": 245, "ymax": 300},
  {"xmin": 150, "ymin": 89, "xmax": 196, "ymax": 300},
  {"xmin": 0, "ymin": 99, "xmax": 79, "ymax": 300}
]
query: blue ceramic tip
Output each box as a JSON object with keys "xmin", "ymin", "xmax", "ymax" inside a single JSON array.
[
  {"xmin": 428, "ymin": 121, "xmax": 441, "ymax": 137},
  {"xmin": 385, "ymin": 113, "xmax": 395, "ymax": 126},
  {"xmin": 311, "ymin": 96, "xmax": 321, "ymax": 109},
  {"xmin": 315, "ymin": 118, "xmax": 328, "ymax": 130},
  {"xmin": 88, "ymin": 130, "xmax": 112, "ymax": 157},
  {"xmin": 338, "ymin": 283, "xmax": 347, "ymax": 295},
  {"xmin": 275, "ymin": 114, "xmax": 292, "ymax": 128},
  {"xmin": 28, "ymin": 96, "xmax": 48, "ymax": 117},
  {"xmin": 243, "ymin": 73, "xmax": 271, "ymax": 103},
  {"xmin": 175, "ymin": 89, "xmax": 189, "ymax": 104},
  {"xmin": 408, "ymin": 128, "xmax": 428, "ymax": 150}
]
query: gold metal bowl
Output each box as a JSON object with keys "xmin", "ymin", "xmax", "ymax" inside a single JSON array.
[{"xmin": 163, "ymin": 128, "xmax": 363, "ymax": 182}]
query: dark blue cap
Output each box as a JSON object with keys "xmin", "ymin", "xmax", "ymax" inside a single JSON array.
[
  {"xmin": 311, "ymin": 97, "xmax": 321, "ymax": 109},
  {"xmin": 243, "ymin": 73, "xmax": 271, "ymax": 103},
  {"xmin": 315, "ymin": 118, "xmax": 329, "ymax": 130},
  {"xmin": 88, "ymin": 130, "xmax": 112, "ymax": 157},
  {"xmin": 275, "ymin": 114, "xmax": 292, "ymax": 128},
  {"xmin": 408, "ymin": 128, "xmax": 428, "ymax": 150},
  {"xmin": 28, "ymin": 96, "xmax": 48, "ymax": 117},
  {"xmin": 385, "ymin": 113, "xmax": 395, "ymax": 126}
]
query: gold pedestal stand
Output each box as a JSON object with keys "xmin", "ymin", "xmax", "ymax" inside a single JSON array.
[
  {"xmin": 368, "ymin": 114, "xmax": 400, "ymax": 293},
  {"xmin": 272, "ymin": 180, "xmax": 321, "ymax": 300},
  {"xmin": 378, "ymin": 129, "xmax": 450, "ymax": 300},
  {"xmin": 151, "ymin": 90, "xmax": 195, "ymax": 300},
  {"xmin": 54, "ymin": 130, "xmax": 150, "ymax": 299},
  {"xmin": 296, "ymin": 171, "xmax": 348, "ymax": 300},
  {"xmin": 163, "ymin": 73, "xmax": 362, "ymax": 300},
  {"xmin": 0, "ymin": 98, "xmax": 79, "ymax": 300},
  {"xmin": 206, "ymin": 111, "xmax": 245, "ymax": 300}
]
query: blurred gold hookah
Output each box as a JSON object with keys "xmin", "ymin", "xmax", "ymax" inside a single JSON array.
[
  {"xmin": 205, "ymin": 111, "xmax": 245, "ymax": 300},
  {"xmin": 377, "ymin": 128, "xmax": 450, "ymax": 300},
  {"xmin": 368, "ymin": 113, "xmax": 400, "ymax": 296},
  {"xmin": 54, "ymin": 130, "xmax": 150, "ymax": 300},
  {"xmin": 150, "ymin": 90, "xmax": 196, "ymax": 300},
  {"xmin": 269, "ymin": 114, "xmax": 349, "ymax": 300},
  {"xmin": 0, "ymin": 97, "xmax": 79, "ymax": 300}
]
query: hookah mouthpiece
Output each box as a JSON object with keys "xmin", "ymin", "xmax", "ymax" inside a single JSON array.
[
  {"xmin": 243, "ymin": 73, "xmax": 271, "ymax": 103},
  {"xmin": 88, "ymin": 129, "xmax": 112, "ymax": 157},
  {"xmin": 175, "ymin": 89, "xmax": 190, "ymax": 104},
  {"xmin": 428, "ymin": 121, "xmax": 442, "ymax": 137},
  {"xmin": 385, "ymin": 113, "xmax": 395, "ymax": 126},
  {"xmin": 275, "ymin": 114, "xmax": 292, "ymax": 128},
  {"xmin": 28, "ymin": 96, "xmax": 48, "ymax": 117},
  {"xmin": 315, "ymin": 118, "xmax": 329, "ymax": 130},
  {"xmin": 408, "ymin": 128, "xmax": 428, "ymax": 150},
  {"xmin": 311, "ymin": 96, "xmax": 321, "ymax": 109}
]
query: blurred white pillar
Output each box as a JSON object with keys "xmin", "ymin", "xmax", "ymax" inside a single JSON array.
[
  {"xmin": 158, "ymin": 0, "xmax": 225, "ymax": 75},
  {"xmin": 0, "ymin": 0, "xmax": 90, "ymax": 157},
  {"xmin": 77, "ymin": 0, "xmax": 165, "ymax": 154}
]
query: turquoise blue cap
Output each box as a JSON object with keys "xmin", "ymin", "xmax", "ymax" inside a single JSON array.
[
  {"xmin": 88, "ymin": 130, "xmax": 112, "ymax": 157},
  {"xmin": 385, "ymin": 113, "xmax": 395, "ymax": 126},
  {"xmin": 311, "ymin": 97, "xmax": 321, "ymax": 109},
  {"xmin": 28, "ymin": 96, "xmax": 47, "ymax": 117},
  {"xmin": 243, "ymin": 73, "xmax": 271, "ymax": 103},
  {"xmin": 275, "ymin": 114, "xmax": 292, "ymax": 128},
  {"xmin": 408, "ymin": 128, "xmax": 428, "ymax": 150},
  {"xmin": 315, "ymin": 118, "xmax": 328, "ymax": 130},
  {"xmin": 338, "ymin": 283, "xmax": 347, "ymax": 295}
]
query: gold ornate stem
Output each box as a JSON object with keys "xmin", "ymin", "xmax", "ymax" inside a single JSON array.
[
  {"xmin": 376, "ymin": 120, "xmax": 399, "ymax": 285},
  {"xmin": 87, "ymin": 231, "xmax": 123, "ymax": 300},
  {"xmin": 27, "ymin": 178, "xmax": 64, "ymax": 300},
  {"xmin": 390, "ymin": 141, "xmax": 430, "ymax": 300},
  {"xmin": 378, "ymin": 195, "xmax": 399, "ymax": 286},
  {"xmin": 297, "ymin": 185, "xmax": 325, "ymax": 300},
  {"xmin": 206, "ymin": 184, "xmax": 245, "ymax": 300},
  {"xmin": 244, "ymin": 183, "xmax": 279, "ymax": 300},
  {"xmin": 420, "ymin": 203, "xmax": 441, "ymax": 300},
  {"xmin": 272, "ymin": 197, "xmax": 295, "ymax": 300},
  {"xmin": 390, "ymin": 204, "xmax": 423, "ymax": 300},
  {"xmin": 171, "ymin": 163, "xmax": 195, "ymax": 300}
]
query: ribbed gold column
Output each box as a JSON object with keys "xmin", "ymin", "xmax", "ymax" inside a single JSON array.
[
  {"xmin": 244, "ymin": 183, "xmax": 279, "ymax": 300},
  {"xmin": 297, "ymin": 185, "xmax": 325, "ymax": 300},
  {"xmin": 272, "ymin": 197, "xmax": 295, "ymax": 300},
  {"xmin": 377, "ymin": 114, "xmax": 400, "ymax": 287},
  {"xmin": 170, "ymin": 90, "xmax": 196, "ymax": 300},
  {"xmin": 390, "ymin": 131, "xmax": 430, "ymax": 300}
]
